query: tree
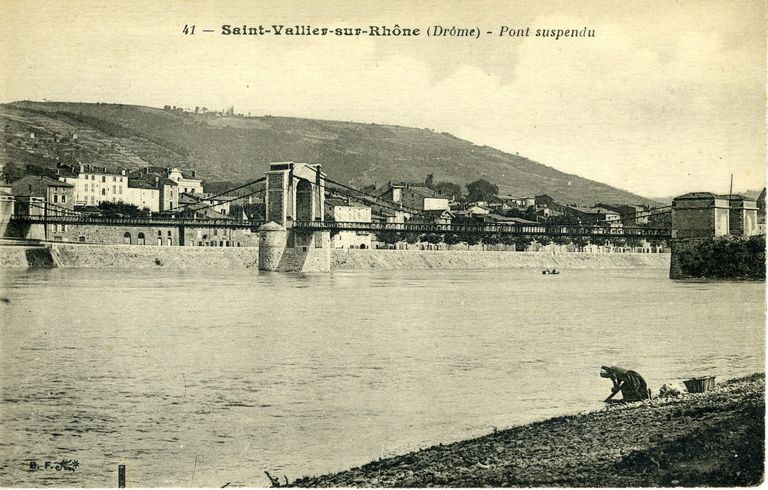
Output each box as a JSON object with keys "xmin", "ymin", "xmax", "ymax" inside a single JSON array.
[
  {"xmin": 443, "ymin": 233, "xmax": 461, "ymax": 246},
  {"xmin": 433, "ymin": 181, "xmax": 462, "ymax": 199},
  {"xmin": 535, "ymin": 194, "xmax": 556, "ymax": 206},
  {"xmin": 424, "ymin": 233, "xmax": 442, "ymax": 245},
  {"xmin": 537, "ymin": 235, "xmax": 553, "ymax": 249},
  {"xmin": 482, "ymin": 233, "xmax": 500, "ymax": 250},
  {"xmin": 572, "ymin": 236, "xmax": 589, "ymax": 251},
  {"xmin": 625, "ymin": 236, "xmax": 643, "ymax": 249},
  {"xmin": 376, "ymin": 231, "xmax": 401, "ymax": 245},
  {"xmin": 97, "ymin": 201, "xmax": 147, "ymax": 218},
  {"xmin": 466, "ymin": 179, "xmax": 498, "ymax": 203},
  {"xmin": 513, "ymin": 235, "xmax": 531, "ymax": 252},
  {"xmin": 460, "ymin": 232, "xmax": 480, "ymax": 247},
  {"xmin": 402, "ymin": 232, "xmax": 420, "ymax": 244}
]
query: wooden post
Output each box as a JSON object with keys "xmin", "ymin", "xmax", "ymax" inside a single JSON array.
[{"xmin": 118, "ymin": 464, "xmax": 126, "ymax": 488}]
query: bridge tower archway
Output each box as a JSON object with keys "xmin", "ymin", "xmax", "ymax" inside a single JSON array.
[{"xmin": 264, "ymin": 162, "xmax": 325, "ymax": 228}]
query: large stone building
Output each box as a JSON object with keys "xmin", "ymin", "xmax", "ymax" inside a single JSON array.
[
  {"xmin": 59, "ymin": 164, "xmax": 128, "ymax": 206},
  {"xmin": 671, "ymin": 192, "xmax": 759, "ymax": 238},
  {"xmin": 125, "ymin": 180, "xmax": 161, "ymax": 213},
  {"xmin": 671, "ymin": 192, "xmax": 731, "ymax": 239},
  {"xmin": 11, "ymin": 175, "xmax": 74, "ymax": 214},
  {"xmin": 167, "ymin": 168, "xmax": 204, "ymax": 194},
  {"xmin": 378, "ymin": 183, "xmax": 450, "ymax": 211},
  {"xmin": 128, "ymin": 169, "xmax": 179, "ymax": 212},
  {"xmin": 10, "ymin": 175, "xmax": 75, "ymax": 241}
]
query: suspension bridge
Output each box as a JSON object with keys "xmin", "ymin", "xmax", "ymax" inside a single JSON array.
[{"xmin": 8, "ymin": 162, "xmax": 672, "ymax": 240}]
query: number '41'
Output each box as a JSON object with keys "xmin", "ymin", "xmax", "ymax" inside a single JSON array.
[{"xmin": 183, "ymin": 24, "xmax": 196, "ymax": 35}]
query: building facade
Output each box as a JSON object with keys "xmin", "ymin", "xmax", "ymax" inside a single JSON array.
[
  {"xmin": 59, "ymin": 164, "xmax": 128, "ymax": 206},
  {"xmin": 332, "ymin": 204, "xmax": 372, "ymax": 249}
]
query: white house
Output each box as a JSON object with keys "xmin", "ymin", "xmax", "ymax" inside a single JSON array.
[
  {"xmin": 59, "ymin": 164, "xmax": 128, "ymax": 206},
  {"xmin": 332, "ymin": 204, "xmax": 372, "ymax": 249}
]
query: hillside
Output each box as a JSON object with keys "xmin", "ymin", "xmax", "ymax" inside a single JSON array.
[{"xmin": 1, "ymin": 101, "xmax": 659, "ymax": 205}]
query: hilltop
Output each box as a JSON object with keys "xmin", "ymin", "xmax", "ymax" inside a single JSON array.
[{"xmin": 1, "ymin": 101, "xmax": 659, "ymax": 205}]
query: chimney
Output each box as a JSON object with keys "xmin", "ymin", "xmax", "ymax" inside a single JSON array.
[
  {"xmin": 79, "ymin": 164, "xmax": 84, "ymax": 173},
  {"xmin": 121, "ymin": 169, "xmax": 126, "ymax": 176},
  {"xmin": 191, "ymin": 170, "xmax": 196, "ymax": 178},
  {"xmin": 154, "ymin": 176, "xmax": 159, "ymax": 188}
]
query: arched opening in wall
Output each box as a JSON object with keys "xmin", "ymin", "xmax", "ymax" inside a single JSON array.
[
  {"xmin": 137, "ymin": 232, "xmax": 145, "ymax": 245},
  {"xmin": 295, "ymin": 179, "xmax": 313, "ymax": 221},
  {"xmin": 167, "ymin": 230, "xmax": 172, "ymax": 246},
  {"xmin": 123, "ymin": 232, "xmax": 131, "ymax": 245},
  {"xmin": 360, "ymin": 244, "xmax": 366, "ymax": 249}
]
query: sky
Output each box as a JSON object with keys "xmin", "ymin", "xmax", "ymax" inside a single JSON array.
[{"xmin": 1, "ymin": 0, "xmax": 765, "ymax": 198}]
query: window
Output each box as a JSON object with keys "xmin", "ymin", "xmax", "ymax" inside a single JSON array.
[
  {"xmin": 62, "ymin": 195, "xmax": 67, "ymax": 203},
  {"xmin": 102, "ymin": 176, "xmax": 105, "ymax": 183},
  {"xmin": 113, "ymin": 186, "xmax": 116, "ymax": 194},
  {"xmin": 79, "ymin": 236, "xmax": 86, "ymax": 242},
  {"xmin": 113, "ymin": 176, "xmax": 116, "ymax": 182},
  {"xmin": 101, "ymin": 189, "xmax": 106, "ymax": 195},
  {"xmin": 167, "ymin": 230, "xmax": 172, "ymax": 236},
  {"xmin": 158, "ymin": 230, "xmax": 162, "ymax": 236}
]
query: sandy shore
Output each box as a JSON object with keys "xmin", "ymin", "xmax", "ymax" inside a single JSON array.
[{"xmin": 294, "ymin": 373, "xmax": 764, "ymax": 487}]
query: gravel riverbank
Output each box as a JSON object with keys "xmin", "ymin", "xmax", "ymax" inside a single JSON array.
[{"xmin": 294, "ymin": 373, "xmax": 764, "ymax": 487}]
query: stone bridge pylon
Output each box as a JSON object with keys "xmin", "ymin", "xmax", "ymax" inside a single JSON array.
[{"xmin": 258, "ymin": 162, "xmax": 331, "ymax": 272}]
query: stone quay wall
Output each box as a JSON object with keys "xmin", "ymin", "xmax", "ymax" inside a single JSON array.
[
  {"xmin": 331, "ymin": 249, "xmax": 671, "ymax": 270},
  {"xmin": 0, "ymin": 243, "xmax": 260, "ymax": 269},
  {"xmin": 1, "ymin": 245, "xmax": 670, "ymax": 271}
]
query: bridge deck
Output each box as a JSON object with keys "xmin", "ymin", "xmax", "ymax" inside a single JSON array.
[
  {"xmin": 9, "ymin": 215, "xmax": 672, "ymax": 238},
  {"xmin": 295, "ymin": 221, "xmax": 671, "ymax": 237}
]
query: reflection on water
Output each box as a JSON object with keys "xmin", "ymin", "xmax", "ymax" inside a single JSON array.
[{"xmin": 0, "ymin": 267, "xmax": 764, "ymax": 487}]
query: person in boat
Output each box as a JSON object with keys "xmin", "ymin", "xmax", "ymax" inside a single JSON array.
[{"xmin": 600, "ymin": 365, "xmax": 650, "ymax": 402}]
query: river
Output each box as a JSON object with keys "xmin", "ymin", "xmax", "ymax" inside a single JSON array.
[{"xmin": 0, "ymin": 267, "xmax": 763, "ymax": 487}]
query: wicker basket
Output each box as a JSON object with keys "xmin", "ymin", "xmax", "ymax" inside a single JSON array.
[{"xmin": 683, "ymin": 376, "xmax": 716, "ymax": 393}]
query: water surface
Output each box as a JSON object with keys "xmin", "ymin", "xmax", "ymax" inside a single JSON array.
[{"xmin": 0, "ymin": 267, "xmax": 763, "ymax": 487}]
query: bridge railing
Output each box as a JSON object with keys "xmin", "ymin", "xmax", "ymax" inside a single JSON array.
[
  {"xmin": 293, "ymin": 220, "xmax": 671, "ymax": 237},
  {"xmin": 10, "ymin": 214, "xmax": 265, "ymax": 228}
]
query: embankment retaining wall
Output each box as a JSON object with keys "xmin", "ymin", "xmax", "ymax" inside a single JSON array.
[
  {"xmin": 1, "ymin": 245, "xmax": 670, "ymax": 270},
  {"xmin": 0, "ymin": 244, "xmax": 260, "ymax": 269},
  {"xmin": 331, "ymin": 249, "xmax": 670, "ymax": 270}
]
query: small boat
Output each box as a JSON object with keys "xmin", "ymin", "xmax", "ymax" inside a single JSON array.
[{"xmin": 542, "ymin": 268, "xmax": 560, "ymax": 275}]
